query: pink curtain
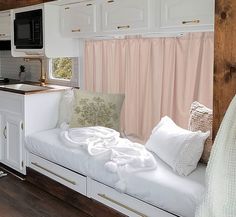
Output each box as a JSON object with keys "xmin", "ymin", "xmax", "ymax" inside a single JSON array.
[{"xmin": 84, "ymin": 33, "xmax": 214, "ymax": 143}]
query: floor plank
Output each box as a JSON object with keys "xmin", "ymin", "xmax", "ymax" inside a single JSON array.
[{"xmin": 0, "ymin": 173, "xmax": 91, "ymax": 217}]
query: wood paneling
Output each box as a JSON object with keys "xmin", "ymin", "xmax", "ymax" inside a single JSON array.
[
  {"xmin": 0, "ymin": 0, "xmax": 54, "ymax": 11},
  {"xmin": 213, "ymin": 0, "xmax": 236, "ymax": 137}
]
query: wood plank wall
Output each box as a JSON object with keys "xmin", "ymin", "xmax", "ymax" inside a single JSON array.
[
  {"xmin": 0, "ymin": 0, "xmax": 233, "ymax": 137},
  {"xmin": 0, "ymin": 0, "xmax": 53, "ymax": 10},
  {"xmin": 213, "ymin": 0, "xmax": 236, "ymax": 137}
]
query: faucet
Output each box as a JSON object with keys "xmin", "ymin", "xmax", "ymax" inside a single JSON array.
[{"xmin": 24, "ymin": 57, "xmax": 46, "ymax": 86}]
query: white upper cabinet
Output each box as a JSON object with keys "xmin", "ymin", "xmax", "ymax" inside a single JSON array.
[
  {"xmin": 101, "ymin": 0, "xmax": 151, "ymax": 34},
  {"xmin": 60, "ymin": 1, "xmax": 96, "ymax": 37},
  {"xmin": 58, "ymin": 0, "xmax": 214, "ymax": 38},
  {"xmin": 11, "ymin": 4, "xmax": 79, "ymax": 58},
  {"xmin": 0, "ymin": 11, "xmax": 11, "ymax": 40},
  {"xmin": 159, "ymin": 0, "xmax": 214, "ymax": 32}
]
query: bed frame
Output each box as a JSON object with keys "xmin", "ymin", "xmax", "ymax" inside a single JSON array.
[{"xmin": 26, "ymin": 152, "xmax": 178, "ymax": 217}]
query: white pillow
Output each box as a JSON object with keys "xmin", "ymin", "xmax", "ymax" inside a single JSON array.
[
  {"xmin": 145, "ymin": 116, "xmax": 210, "ymax": 176},
  {"xmin": 57, "ymin": 89, "xmax": 75, "ymax": 126}
]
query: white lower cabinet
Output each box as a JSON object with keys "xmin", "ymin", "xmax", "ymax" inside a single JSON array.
[
  {"xmin": 0, "ymin": 91, "xmax": 24, "ymax": 173},
  {"xmin": 0, "ymin": 113, "xmax": 5, "ymax": 162},
  {"xmin": 0, "ymin": 90, "xmax": 62, "ymax": 175},
  {"xmin": 1, "ymin": 113, "xmax": 24, "ymax": 173}
]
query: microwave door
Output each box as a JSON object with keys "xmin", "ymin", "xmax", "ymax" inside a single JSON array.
[{"xmin": 14, "ymin": 18, "xmax": 33, "ymax": 48}]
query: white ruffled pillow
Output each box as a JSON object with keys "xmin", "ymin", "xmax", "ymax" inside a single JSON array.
[{"xmin": 145, "ymin": 116, "xmax": 210, "ymax": 176}]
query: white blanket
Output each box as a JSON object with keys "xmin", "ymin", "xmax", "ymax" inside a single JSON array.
[
  {"xmin": 60, "ymin": 126, "xmax": 157, "ymax": 191},
  {"xmin": 195, "ymin": 95, "xmax": 236, "ymax": 217}
]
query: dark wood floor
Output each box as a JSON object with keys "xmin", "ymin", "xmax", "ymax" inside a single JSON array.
[{"xmin": 0, "ymin": 173, "xmax": 91, "ymax": 217}]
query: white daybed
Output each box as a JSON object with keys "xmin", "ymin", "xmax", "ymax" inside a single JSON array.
[{"xmin": 25, "ymin": 128, "xmax": 206, "ymax": 217}]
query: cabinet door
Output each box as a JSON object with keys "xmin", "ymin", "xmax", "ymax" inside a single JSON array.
[
  {"xmin": 0, "ymin": 112, "xmax": 4, "ymax": 162},
  {"xmin": 0, "ymin": 11, "xmax": 11, "ymax": 40},
  {"xmin": 160, "ymin": 0, "xmax": 214, "ymax": 31},
  {"xmin": 101, "ymin": 0, "xmax": 150, "ymax": 33},
  {"xmin": 3, "ymin": 114, "xmax": 24, "ymax": 173},
  {"xmin": 60, "ymin": 1, "xmax": 96, "ymax": 37}
]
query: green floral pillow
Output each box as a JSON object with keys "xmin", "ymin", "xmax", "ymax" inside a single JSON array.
[{"xmin": 69, "ymin": 90, "xmax": 125, "ymax": 131}]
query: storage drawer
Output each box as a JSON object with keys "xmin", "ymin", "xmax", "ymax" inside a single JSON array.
[
  {"xmin": 87, "ymin": 178, "xmax": 175, "ymax": 217},
  {"xmin": 28, "ymin": 153, "xmax": 87, "ymax": 196}
]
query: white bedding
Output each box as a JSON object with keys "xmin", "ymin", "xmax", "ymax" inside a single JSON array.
[
  {"xmin": 60, "ymin": 126, "xmax": 157, "ymax": 191},
  {"xmin": 25, "ymin": 128, "xmax": 206, "ymax": 217}
]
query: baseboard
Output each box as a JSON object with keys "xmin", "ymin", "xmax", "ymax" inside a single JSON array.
[
  {"xmin": 26, "ymin": 167, "xmax": 126, "ymax": 217},
  {"xmin": 0, "ymin": 163, "xmax": 25, "ymax": 180}
]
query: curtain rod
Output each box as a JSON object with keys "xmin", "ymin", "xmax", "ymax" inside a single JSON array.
[{"xmin": 85, "ymin": 33, "xmax": 185, "ymax": 41}]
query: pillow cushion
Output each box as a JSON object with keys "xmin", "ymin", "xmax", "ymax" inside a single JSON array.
[
  {"xmin": 145, "ymin": 116, "xmax": 210, "ymax": 176},
  {"xmin": 57, "ymin": 89, "xmax": 75, "ymax": 126},
  {"xmin": 188, "ymin": 101, "xmax": 213, "ymax": 164},
  {"xmin": 69, "ymin": 90, "xmax": 124, "ymax": 131}
]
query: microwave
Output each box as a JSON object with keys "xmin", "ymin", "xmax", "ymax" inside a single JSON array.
[{"xmin": 14, "ymin": 9, "xmax": 43, "ymax": 49}]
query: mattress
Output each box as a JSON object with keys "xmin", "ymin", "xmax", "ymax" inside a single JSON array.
[{"xmin": 26, "ymin": 128, "xmax": 206, "ymax": 217}]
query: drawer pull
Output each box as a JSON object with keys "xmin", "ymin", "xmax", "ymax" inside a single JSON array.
[
  {"xmin": 72, "ymin": 29, "xmax": 81, "ymax": 32},
  {"xmin": 31, "ymin": 162, "xmax": 76, "ymax": 185},
  {"xmin": 65, "ymin": 7, "xmax": 70, "ymax": 10},
  {"xmin": 98, "ymin": 193, "xmax": 147, "ymax": 217},
  {"xmin": 86, "ymin": 3, "xmax": 93, "ymax": 6},
  {"xmin": 107, "ymin": 0, "xmax": 114, "ymax": 3},
  {"xmin": 0, "ymin": 34, "xmax": 6, "ymax": 37},
  {"xmin": 3, "ymin": 126, "xmax": 7, "ymax": 139},
  {"xmin": 117, "ymin": 25, "xmax": 130, "ymax": 30},
  {"xmin": 182, "ymin": 19, "xmax": 200, "ymax": 24}
]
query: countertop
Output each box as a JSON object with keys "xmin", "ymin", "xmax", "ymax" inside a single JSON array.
[{"xmin": 0, "ymin": 79, "xmax": 73, "ymax": 95}]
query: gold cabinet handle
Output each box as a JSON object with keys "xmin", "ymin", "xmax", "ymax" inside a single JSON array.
[
  {"xmin": 31, "ymin": 162, "xmax": 77, "ymax": 185},
  {"xmin": 72, "ymin": 29, "xmax": 81, "ymax": 32},
  {"xmin": 182, "ymin": 19, "xmax": 200, "ymax": 24},
  {"xmin": 3, "ymin": 126, "xmax": 7, "ymax": 139},
  {"xmin": 117, "ymin": 25, "xmax": 130, "ymax": 30},
  {"xmin": 98, "ymin": 193, "xmax": 147, "ymax": 217}
]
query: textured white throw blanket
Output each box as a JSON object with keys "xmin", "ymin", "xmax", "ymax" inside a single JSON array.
[
  {"xmin": 195, "ymin": 96, "xmax": 236, "ymax": 217},
  {"xmin": 60, "ymin": 126, "xmax": 157, "ymax": 191}
]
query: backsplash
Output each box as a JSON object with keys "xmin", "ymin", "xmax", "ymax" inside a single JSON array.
[
  {"xmin": 0, "ymin": 51, "xmax": 41, "ymax": 82},
  {"xmin": 0, "ymin": 51, "xmax": 80, "ymax": 87}
]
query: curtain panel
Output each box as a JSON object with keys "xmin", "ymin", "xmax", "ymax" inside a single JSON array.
[{"xmin": 84, "ymin": 32, "xmax": 214, "ymax": 143}]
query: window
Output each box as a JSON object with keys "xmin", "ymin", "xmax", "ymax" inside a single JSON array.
[{"xmin": 49, "ymin": 57, "xmax": 73, "ymax": 80}]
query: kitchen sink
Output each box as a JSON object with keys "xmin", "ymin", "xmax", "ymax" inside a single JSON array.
[{"xmin": 0, "ymin": 84, "xmax": 51, "ymax": 92}]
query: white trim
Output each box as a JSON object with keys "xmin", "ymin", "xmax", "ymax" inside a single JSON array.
[
  {"xmin": 46, "ymin": 57, "xmax": 79, "ymax": 87},
  {"xmin": 78, "ymin": 39, "xmax": 85, "ymax": 90}
]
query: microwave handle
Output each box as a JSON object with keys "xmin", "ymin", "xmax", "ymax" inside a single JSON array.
[
  {"xmin": 13, "ymin": 19, "xmax": 17, "ymax": 45},
  {"xmin": 31, "ymin": 20, "xmax": 35, "ymax": 42}
]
